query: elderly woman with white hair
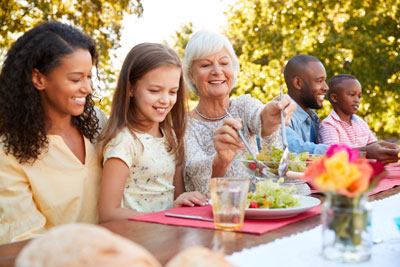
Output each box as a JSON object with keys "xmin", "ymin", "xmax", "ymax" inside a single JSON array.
[{"xmin": 182, "ymin": 30, "xmax": 297, "ymax": 194}]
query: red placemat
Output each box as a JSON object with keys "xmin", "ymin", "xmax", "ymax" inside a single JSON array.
[
  {"xmin": 129, "ymin": 204, "xmax": 321, "ymax": 235},
  {"xmin": 370, "ymin": 165, "xmax": 400, "ymax": 195},
  {"xmin": 385, "ymin": 165, "xmax": 400, "ymax": 178}
]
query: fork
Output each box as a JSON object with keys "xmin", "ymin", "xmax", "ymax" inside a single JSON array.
[
  {"xmin": 278, "ymin": 85, "xmax": 290, "ymax": 177},
  {"xmin": 224, "ymin": 108, "xmax": 276, "ymax": 179}
]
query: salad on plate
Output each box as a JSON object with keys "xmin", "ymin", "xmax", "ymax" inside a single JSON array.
[
  {"xmin": 245, "ymin": 179, "xmax": 321, "ymax": 219},
  {"xmin": 247, "ymin": 178, "xmax": 300, "ymax": 209}
]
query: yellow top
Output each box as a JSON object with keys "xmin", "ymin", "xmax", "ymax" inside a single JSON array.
[{"xmin": 0, "ymin": 135, "xmax": 102, "ymax": 244}]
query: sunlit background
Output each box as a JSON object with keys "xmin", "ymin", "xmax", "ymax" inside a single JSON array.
[
  {"xmin": 115, "ymin": 0, "xmax": 234, "ymax": 66},
  {"xmin": 1, "ymin": 0, "xmax": 399, "ymax": 140}
]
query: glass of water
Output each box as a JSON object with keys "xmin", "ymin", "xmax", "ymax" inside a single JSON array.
[{"xmin": 209, "ymin": 177, "xmax": 249, "ymax": 231}]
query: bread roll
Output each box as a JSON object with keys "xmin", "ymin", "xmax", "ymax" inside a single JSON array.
[
  {"xmin": 166, "ymin": 246, "xmax": 235, "ymax": 267},
  {"xmin": 15, "ymin": 223, "xmax": 161, "ymax": 267}
]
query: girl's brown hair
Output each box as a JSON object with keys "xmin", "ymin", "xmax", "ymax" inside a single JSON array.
[{"xmin": 97, "ymin": 43, "xmax": 187, "ymax": 164}]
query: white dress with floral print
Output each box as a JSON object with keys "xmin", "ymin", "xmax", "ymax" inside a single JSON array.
[
  {"xmin": 103, "ymin": 127, "xmax": 175, "ymax": 212},
  {"xmin": 183, "ymin": 94, "xmax": 282, "ymax": 195}
]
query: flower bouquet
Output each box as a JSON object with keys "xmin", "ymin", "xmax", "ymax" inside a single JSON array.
[{"xmin": 302, "ymin": 144, "xmax": 386, "ymax": 263}]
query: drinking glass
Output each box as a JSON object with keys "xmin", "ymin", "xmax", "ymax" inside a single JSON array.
[{"xmin": 209, "ymin": 177, "xmax": 249, "ymax": 231}]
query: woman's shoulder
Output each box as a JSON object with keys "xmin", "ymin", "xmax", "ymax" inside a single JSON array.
[
  {"xmin": 0, "ymin": 141, "xmax": 13, "ymax": 162},
  {"xmin": 230, "ymin": 94, "xmax": 264, "ymax": 122},
  {"xmin": 0, "ymin": 141, "xmax": 25, "ymax": 172}
]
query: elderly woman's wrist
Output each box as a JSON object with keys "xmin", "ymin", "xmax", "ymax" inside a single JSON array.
[
  {"xmin": 212, "ymin": 155, "xmax": 230, "ymax": 177},
  {"xmin": 261, "ymin": 124, "xmax": 280, "ymax": 137}
]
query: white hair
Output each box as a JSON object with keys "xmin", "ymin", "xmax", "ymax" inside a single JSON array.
[{"xmin": 183, "ymin": 30, "xmax": 240, "ymax": 96}]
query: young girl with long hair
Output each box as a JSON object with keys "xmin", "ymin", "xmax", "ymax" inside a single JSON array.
[
  {"xmin": 0, "ymin": 21, "xmax": 106, "ymax": 244},
  {"xmin": 97, "ymin": 43, "xmax": 207, "ymax": 222}
]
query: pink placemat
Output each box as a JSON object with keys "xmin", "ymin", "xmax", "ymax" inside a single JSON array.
[{"xmin": 129, "ymin": 204, "xmax": 321, "ymax": 235}]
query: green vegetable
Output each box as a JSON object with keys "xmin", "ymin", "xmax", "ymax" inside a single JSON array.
[
  {"xmin": 247, "ymin": 178, "xmax": 301, "ymax": 209},
  {"xmin": 244, "ymin": 146, "xmax": 318, "ymax": 173}
]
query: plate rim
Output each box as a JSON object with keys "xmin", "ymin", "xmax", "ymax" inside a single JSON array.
[{"xmin": 244, "ymin": 195, "xmax": 321, "ymax": 219}]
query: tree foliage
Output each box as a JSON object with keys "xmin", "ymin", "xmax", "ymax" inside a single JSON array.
[
  {"xmin": 168, "ymin": 22, "xmax": 199, "ymax": 101},
  {"xmin": 168, "ymin": 22, "xmax": 194, "ymax": 60},
  {"xmin": 170, "ymin": 0, "xmax": 400, "ymax": 139},
  {"xmin": 223, "ymin": 0, "xmax": 400, "ymax": 138},
  {"xmin": 0, "ymin": 0, "xmax": 143, "ymax": 101}
]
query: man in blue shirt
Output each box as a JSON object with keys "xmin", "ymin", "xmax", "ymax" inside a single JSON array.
[
  {"xmin": 284, "ymin": 54, "xmax": 329, "ymax": 155},
  {"xmin": 283, "ymin": 54, "xmax": 399, "ymax": 164}
]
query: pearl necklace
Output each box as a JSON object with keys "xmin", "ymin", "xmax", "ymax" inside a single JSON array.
[{"xmin": 195, "ymin": 107, "xmax": 228, "ymax": 121}]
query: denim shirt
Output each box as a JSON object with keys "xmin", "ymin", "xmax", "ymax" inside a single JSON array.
[{"xmin": 286, "ymin": 99, "xmax": 328, "ymax": 155}]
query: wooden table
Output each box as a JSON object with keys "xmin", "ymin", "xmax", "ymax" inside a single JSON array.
[{"xmin": 1, "ymin": 186, "xmax": 399, "ymax": 266}]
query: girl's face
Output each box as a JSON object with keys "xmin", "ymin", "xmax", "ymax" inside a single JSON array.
[
  {"xmin": 131, "ymin": 64, "xmax": 181, "ymax": 130},
  {"xmin": 189, "ymin": 48, "xmax": 234, "ymax": 99},
  {"xmin": 33, "ymin": 48, "xmax": 93, "ymax": 120},
  {"xmin": 334, "ymin": 79, "xmax": 362, "ymax": 115}
]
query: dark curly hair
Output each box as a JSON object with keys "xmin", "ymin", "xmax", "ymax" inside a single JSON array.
[{"xmin": 0, "ymin": 21, "xmax": 100, "ymax": 164}]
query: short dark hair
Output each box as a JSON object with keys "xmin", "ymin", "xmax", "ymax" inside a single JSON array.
[
  {"xmin": 283, "ymin": 54, "xmax": 321, "ymax": 90},
  {"xmin": 327, "ymin": 74, "xmax": 358, "ymax": 102},
  {"xmin": 0, "ymin": 21, "xmax": 100, "ymax": 163}
]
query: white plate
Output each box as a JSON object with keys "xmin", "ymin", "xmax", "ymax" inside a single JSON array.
[{"xmin": 245, "ymin": 195, "xmax": 321, "ymax": 219}]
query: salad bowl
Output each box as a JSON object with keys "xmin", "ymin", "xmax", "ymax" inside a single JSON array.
[{"xmin": 236, "ymin": 148, "xmax": 319, "ymax": 181}]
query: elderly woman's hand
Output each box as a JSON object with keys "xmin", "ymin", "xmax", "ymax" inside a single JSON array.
[
  {"xmin": 212, "ymin": 118, "xmax": 245, "ymax": 177},
  {"xmin": 260, "ymin": 94, "xmax": 297, "ymax": 137}
]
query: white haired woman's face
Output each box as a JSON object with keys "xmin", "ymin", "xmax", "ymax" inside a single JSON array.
[{"xmin": 189, "ymin": 48, "xmax": 234, "ymax": 99}]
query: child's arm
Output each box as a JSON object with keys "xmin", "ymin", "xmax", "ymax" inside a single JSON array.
[
  {"xmin": 98, "ymin": 158, "xmax": 143, "ymax": 223},
  {"xmin": 173, "ymin": 164, "xmax": 185, "ymax": 199},
  {"xmin": 173, "ymin": 164, "xmax": 208, "ymax": 207},
  {"xmin": 173, "ymin": 192, "xmax": 208, "ymax": 208}
]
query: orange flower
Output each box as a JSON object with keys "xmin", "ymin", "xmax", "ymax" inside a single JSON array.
[
  {"xmin": 339, "ymin": 159, "xmax": 373, "ymax": 197},
  {"xmin": 314, "ymin": 152, "xmax": 361, "ymax": 191},
  {"xmin": 302, "ymin": 156, "xmax": 325, "ymax": 188},
  {"xmin": 302, "ymin": 144, "xmax": 384, "ymax": 196}
]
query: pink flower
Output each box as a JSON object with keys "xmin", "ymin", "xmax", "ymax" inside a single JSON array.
[
  {"xmin": 368, "ymin": 161, "xmax": 385, "ymax": 182},
  {"xmin": 325, "ymin": 144, "xmax": 358, "ymax": 162}
]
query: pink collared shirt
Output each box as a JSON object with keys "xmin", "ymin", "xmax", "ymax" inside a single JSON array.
[{"xmin": 318, "ymin": 110, "xmax": 377, "ymax": 147}]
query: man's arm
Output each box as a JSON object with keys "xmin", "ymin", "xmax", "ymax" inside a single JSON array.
[{"xmin": 286, "ymin": 126, "xmax": 328, "ymax": 155}]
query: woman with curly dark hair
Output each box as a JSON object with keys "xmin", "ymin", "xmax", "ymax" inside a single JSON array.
[{"xmin": 0, "ymin": 21, "xmax": 107, "ymax": 244}]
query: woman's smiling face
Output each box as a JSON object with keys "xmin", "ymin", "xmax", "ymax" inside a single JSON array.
[
  {"xmin": 34, "ymin": 48, "xmax": 93, "ymax": 120},
  {"xmin": 189, "ymin": 48, "xmax": 234, "ymax": 100}
]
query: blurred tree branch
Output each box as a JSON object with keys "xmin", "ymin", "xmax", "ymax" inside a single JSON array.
[{"xmin": 0, "ymin": 0, "xmax": 143, "ymax": 113}]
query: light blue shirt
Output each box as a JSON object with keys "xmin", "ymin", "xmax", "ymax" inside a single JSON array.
[{"xmin": 286, "ymin": 99, "xmax": 328, "ymax": 155}]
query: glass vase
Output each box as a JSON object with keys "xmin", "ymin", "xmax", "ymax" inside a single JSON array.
[{"xmin": 321, "ymin": 192, "xmax": 371, "ymax": 263}]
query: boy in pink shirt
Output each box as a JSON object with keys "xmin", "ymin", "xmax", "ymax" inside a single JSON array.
[{"xmin": 319, "ymin": 74, "xmax": 377, "ymax": 146}]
